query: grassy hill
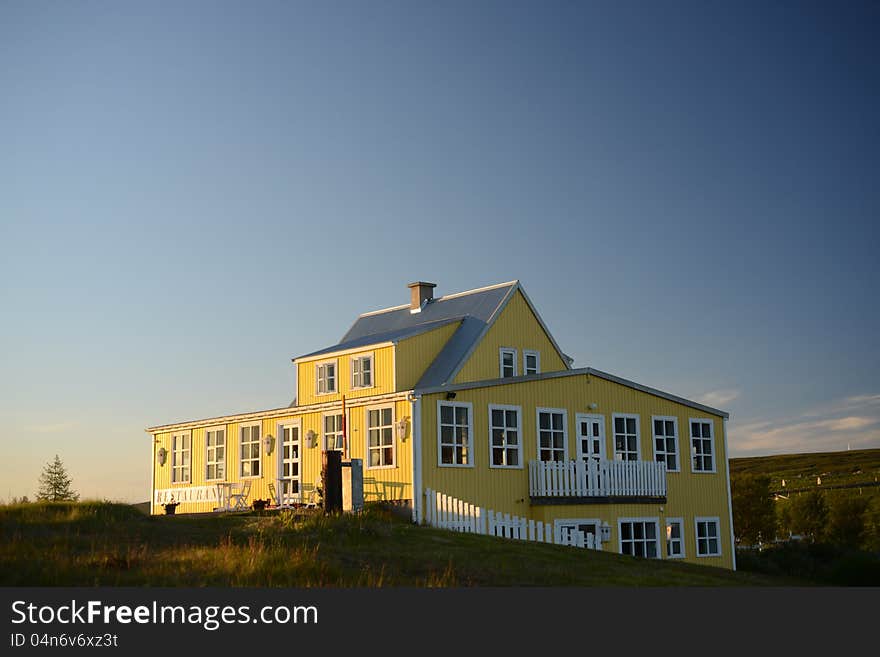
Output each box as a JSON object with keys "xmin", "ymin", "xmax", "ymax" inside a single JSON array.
[
  {"xmin": 731, "ymin": 447, "xmax": 880, "ymax": 493},
  {"xmin": 0, "ymin": 501, "xmax": 802, "ymax": 587}
]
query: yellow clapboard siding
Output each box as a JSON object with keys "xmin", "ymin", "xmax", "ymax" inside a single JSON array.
[
  {"xmin": 420, "ymin": 373, "xmax": 733, "ymax": 569},
  {"xmin": 297, "ymin": 345, "xmax": 395, "ymax": 406},
  {"xmin": 454, "ymin": 289, "xmax": 567, "ymax": 383},
  {"xmin": 395, "ymin": 320, "xmax": 460, "ymax": 390},
  {"xmin": 152, "ymin": 398, "xmax": 413, "ymax": 514}
]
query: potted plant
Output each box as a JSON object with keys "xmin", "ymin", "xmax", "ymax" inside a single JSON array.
[
  {"xmin": 251, "ymin": 498, "xmax": 270, "ymax": 512},
  {"xmin": 162, "ymin": 500, "xmax": 180, "ymax": 515}
]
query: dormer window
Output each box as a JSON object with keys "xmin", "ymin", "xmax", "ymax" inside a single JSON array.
[
  {"xmin": 316, "ymin": 360, "xmax": 337, "ymax": 395},
  {"xmin": 351, "ymin": 354, "xmax": 373, "ymax": 389},
  {"xmin": 499, "ymin": 348, "xmax": 517, "ymax": 378}
]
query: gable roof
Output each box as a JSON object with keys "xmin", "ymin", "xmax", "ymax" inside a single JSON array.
[
  {"xmin": 293, "ymin": 317, "xmax": 463, "ymax": 361},
  {"xmin": 306, "ymin": 280, "xmax": 569, "ymax": 388}
]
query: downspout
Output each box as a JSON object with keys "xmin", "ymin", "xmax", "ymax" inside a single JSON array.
[
  {"xmin": 408, "ymin": 392, "xmax": 422, "ymax": 524},
  {"xmin": 149, "ymin": 434, "xmax": 156, "ymax": 516},
  {"xmin": 723, "ymin": 417, "xmax": 737, "ymax": 571}
]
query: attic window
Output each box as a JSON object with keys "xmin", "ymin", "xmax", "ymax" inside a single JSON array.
[
  {"xmin": 316, "ymin": 360, "xmax": 337, "ymax": 395},
  {"xmin": 499, "ymin": 348, "xmax": 517, "ymax": 378}
]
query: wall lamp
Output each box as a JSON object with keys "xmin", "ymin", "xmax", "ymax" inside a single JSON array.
[
  {"xmin": 396, "ymin": 417, "xmax": 409, "ymax": 441},
  {"xmin": 445, "ymin": 392, "xmax": 456, "ymax": 400},
  {"xmin": 157, "ymin": 447, "xmax": 167, "ymax": 466},
  {"xmin": 306, "ymin": 429, "xmax": 318, "ymax": 448},
  {"xmin": 263, "ymin": 434, "xmax": 275, "ymax": 455}
]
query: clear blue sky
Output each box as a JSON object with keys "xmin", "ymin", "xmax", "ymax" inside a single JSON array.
[{"xmin": 2, "ymin": 1, "xmax": 878, "ymax": 502}]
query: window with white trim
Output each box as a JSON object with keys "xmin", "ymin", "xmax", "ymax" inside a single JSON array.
[
  {"xmin": 666, "ymin": 518, "xmax": 684, "ymax": 559},
  {"xmin": 367, "ymin": 406, "xmax": 394, "ymax": 468},
  {"xmin": 695, "ymin": 517, "xmax": 721, "ymax": 557},
  {"xmin": 690, "ymin": 419, "xmax": 715, "ymax": 472},
  {"xmin": 619, "ymin": 518, "xmax": 659, "ymax": 558},
  {"xmin": 523, "ymin": 350, "xmax": 540, "ymax": 375},
  {"xmin": 171, "ymin": 432, "xmax": 191, "ymax": 484},
  {"xmin": 489, "ymin": 404, "xmax": 522, "ymax": 468},
  {"xmin": 240, "ymin": 424, "xmax": 261, "ymax": 477},
  {"xmin": 556, "ymin": 518, "xmax": 602, "ymax": 546},
  {"xmin": 324, "ymin": 413, "xmax": 344, "ymax": 452},
  {"xmin": 652, "ymin": 416, "xmax": 679, "ymax": 471},
  {"xmin": 351, "ymin": 354, "xmax": 373, "ymax": 389},
  {"xmin": 438, "ymin": 401, "xmax": 473, "ymax": 466},
  {"xmin": 316, "ymin": 360, "xmax": 337, "ymax": 395},
  {"xmin": 499, "ymin": 348, "xmax": 517, "ymax": 378},
  {"xmin": 205, "ymin": 428, "xmax": 225, "ymax": 481},
  {"xmin": 537, "ymin": 409, "xmax": 567, "ymax": 462},
  {"xmin": 613, "ymin": 414, "xmax": 640, "ymax": 461}
]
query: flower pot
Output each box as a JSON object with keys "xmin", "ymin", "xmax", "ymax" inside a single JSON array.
[{"xmin": 163, "ymin": 504, "xmax": 179, "ymax": 515}]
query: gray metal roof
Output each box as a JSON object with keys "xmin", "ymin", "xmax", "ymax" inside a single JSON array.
[
  {"xmin": 294, "ymin": 317, "xmax": 463, "ymax": 360},
  {"xmin": 296, "ymin": 280, "xmax": 571, "ymax": 388},
  {"xmin": 415, "ymin": 367, "xmax": 729, "ymax": 418},
  {"xmin": 341, "ymin": 281, "xmax": 517, "ymax": 342}
]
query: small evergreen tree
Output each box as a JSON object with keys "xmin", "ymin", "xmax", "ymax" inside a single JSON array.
[{"xmin": 36, "ymin": 455, "xmax": 79, "ymax": 502}]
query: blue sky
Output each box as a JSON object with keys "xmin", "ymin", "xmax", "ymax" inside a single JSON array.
[{"xmin": 1, "ymin": 1, "xmax": 878, "ymax": 502}]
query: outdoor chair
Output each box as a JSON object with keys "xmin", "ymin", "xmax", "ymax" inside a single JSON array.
[{"xmin": 228, "ymin": 480, "xmax": 252, "ymax": 511}]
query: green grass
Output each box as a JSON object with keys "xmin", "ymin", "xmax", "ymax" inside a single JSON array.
[
  {"xmin": 731, "ymin": 447, "xmax": 880, "ymax": 493},
  {"xmin": 0, "ymin": 501, "xmax": 803, "ymax": 586}
]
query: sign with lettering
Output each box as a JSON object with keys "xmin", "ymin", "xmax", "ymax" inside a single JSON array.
[{"xmin": 154, "ymin": 486, "xmax": 220, "ymax": 505}]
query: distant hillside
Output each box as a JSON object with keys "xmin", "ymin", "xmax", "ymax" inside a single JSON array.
[
  {"xmin": 730, "ymin": 448, "xmax": 880, "ymax": 494},
  {"xmin": 131, "ymin": 501, "xmax": 151, "ymax": 515}
]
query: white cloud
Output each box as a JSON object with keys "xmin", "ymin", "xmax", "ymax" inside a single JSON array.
[
  {"xmin": 695, "ymin": 388, "xmax": 740, "ymax": 407},
  {"xmin": 729, "ymin": 393, "xmax": 880, "ymax": 456}
]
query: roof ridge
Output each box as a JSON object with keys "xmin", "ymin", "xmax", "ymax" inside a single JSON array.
[{"xmin": 355, "ymin": 280, "xmax": 519, "ymax": 319}]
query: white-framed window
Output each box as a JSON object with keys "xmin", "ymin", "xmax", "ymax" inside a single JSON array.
[
  {"xmin": 351, "ymin": 353, "xmax": 373, "ymax": 389},
  {"xmin": 205, "ymin": 427, "xmax": 225, "ymax": 481},
  {"xmin": 489, "ymin": 404, "xmax": 523, "ymax": 468},
  {"xmin": 612, "ymin": 413, "xmax": 640, "ymax": 461},
  {"xmin": 536, "ymin": 408, "xmax": 567, "ymax": 462},
  {"xmin": 666, "ymin": 517, "xmax": 685, "ymax": 559},
  {"xmin": 652, "ymin": 416, "xmax": 679, "ymax": 471},
  {"xmin": 323, "ymin": 413, "xmax": 344, "ymax": 452},
  {"xmin": 695, "ymin": 517, "xmax": 722, "ymax": 557},
  {"xmin": 499, "ymin": 347, "xmax": 518, "ymax": 378},
  {"xmin": 366, "ymin": 405, "xmax": 395, "ymax": 469},
  {"xmin": 690, "ymin": 418, "xmax": 716, "ymax": 473},
  {"xmin": 316, "ymin": 360, "xmax": 337, "ymax": 395},
  {"xmin": 523, "ymin": 350, "xmax": 540, "ymax": 376},
  {"xmin": 555, "ymin": 518, "xmax": 602, "ymax": 545},
  {"xmin": 437, "ymin": 401, "xmax": 473, "ymax": 467},
  {"xmin": 171, "ymin": 431, "xmax": 191, "ymax": 484},
  {"xmin": 239, "ymin": 423, "xmax": 261, "ymax": 477},
  {"xmin": 618, "ymin": 517, "xmax": 660, "ymax": 559}
]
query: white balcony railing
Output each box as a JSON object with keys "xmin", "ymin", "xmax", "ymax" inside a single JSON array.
[{"xmin": 529, "ymin": 459, "xmax": 667, "ymax": 498}]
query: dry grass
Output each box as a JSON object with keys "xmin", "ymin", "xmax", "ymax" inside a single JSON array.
[{"xmin": 0, "ymin": 501, "xmax": 804, "ymax": 586}]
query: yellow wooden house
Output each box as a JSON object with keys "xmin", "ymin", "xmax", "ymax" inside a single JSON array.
[{"xmin": 147, "ymin": 280, "xmax": 735, "ymax": 569}]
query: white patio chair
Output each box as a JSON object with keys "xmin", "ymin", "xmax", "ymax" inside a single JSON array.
[{"xmin": 228, "ymin": 480, "xmax": 252, "ymax": 511}]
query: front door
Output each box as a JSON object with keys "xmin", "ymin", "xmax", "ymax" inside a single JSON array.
[
  {"xmin": 277, "ymin": 422, "xmax": 301, "ymax": 500},
  {"xmin": 576, "ymin": 414, "xmax": 605, "ymax": 462}
]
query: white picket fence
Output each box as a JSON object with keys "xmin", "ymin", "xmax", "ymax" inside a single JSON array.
[
  {"xmin": 423, "ymin": 487, "xmax": 601, "ymax": 550},
  {"xmin": 529, "ymin": 458, "xmax": 667, "ymax": 498}
]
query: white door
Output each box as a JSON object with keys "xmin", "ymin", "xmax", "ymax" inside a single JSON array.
[
  {"xmin": 277, "ymin": 422, "xmax": 301, "ymax": 500},
  {"xmin": 576, "ymin": 414, "xmax": 605, "ymax": 462}
]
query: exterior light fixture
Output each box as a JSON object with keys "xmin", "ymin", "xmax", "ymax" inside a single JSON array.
[
  {"xmin": 306, "ymin": 429, "xmax": 318, "ymax": 448},
  {"xmin": 445, "ymin": 392, "xmax": 456, "ymax": 400},
  {"xmin": 157, "ymin": 447, "xmax": 167, "ymax": 466},
  {"xmin": 396, "ymin": 417, "xmax": 409, "ymax": 441},
  {"xmin": 263, "ymin": 434, "xmax": 274, "ymax": 455}
]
